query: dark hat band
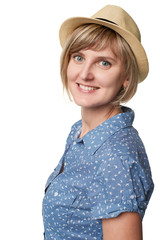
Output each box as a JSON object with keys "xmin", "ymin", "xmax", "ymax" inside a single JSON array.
[{"xmin": 95, "ymin": 18, "xmax": 118, "ymax": 25}]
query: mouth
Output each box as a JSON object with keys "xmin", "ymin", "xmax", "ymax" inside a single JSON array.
[{"xmin": 77, "ymin": 83, "xmax": 100, "ymax": 92}]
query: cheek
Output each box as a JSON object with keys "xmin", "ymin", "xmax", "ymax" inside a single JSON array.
[
  {"xmin": 101, "ymin": 71, "xmax": 124, "ymax": 88},
  {"xmin": 100, "ymin": 74, "xmax": 124, "ymax": 99},
  {"xmin": 99, "ymin": 76, "xmax": 118, "ymax": 89},
  {"xmin": 67, "ymin": 64, "xmax": 77, "ymax": 93},
  {"xmin": 66, "ymin": 64, "xmax": 71, "ymax": 82},
  {"xmin": 67, "ymin": 64, "xmax": 77, "ymax": 84}
]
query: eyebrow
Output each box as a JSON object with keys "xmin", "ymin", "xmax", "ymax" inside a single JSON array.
[{"xmin": 95, "ymin": 56, "xmax": 117, "ymax": 63}]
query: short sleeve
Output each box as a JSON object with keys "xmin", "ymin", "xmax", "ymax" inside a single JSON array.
[{"xmin": 88, "ymin": 155, "xmax": 154, "ymax": 220}]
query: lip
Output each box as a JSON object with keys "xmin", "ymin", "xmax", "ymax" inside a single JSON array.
[{"xmin": 76, "ymin": 83, "xmax": 100, "ymax": 93}]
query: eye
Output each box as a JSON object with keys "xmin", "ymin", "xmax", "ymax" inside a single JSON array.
[
  {"xmin": 99, "ymin": 60, "xmax": 111, "ymax": 68},
  {"xmin": 73, "ymin": 55, "xmax": 84, "ymax": 62}
]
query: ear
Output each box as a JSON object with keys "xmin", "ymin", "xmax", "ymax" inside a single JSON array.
[{"xmin": 123, "ymin": 79, "xmax": 129, "ymax": 89}]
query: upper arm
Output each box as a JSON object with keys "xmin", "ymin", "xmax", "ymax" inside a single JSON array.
[{"xmin": 102, "ymin": 212, "xmax": 142, "ymax": 240}]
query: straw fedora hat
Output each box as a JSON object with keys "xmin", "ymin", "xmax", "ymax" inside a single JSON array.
[{"xmin": 59, "ymin": 5, "xmax": 149, "ymax": 83}]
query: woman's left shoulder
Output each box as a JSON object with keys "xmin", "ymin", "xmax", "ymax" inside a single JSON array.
[{"xmin": 102, "ymin": 125, "xmax": 145, "ymax": 160}]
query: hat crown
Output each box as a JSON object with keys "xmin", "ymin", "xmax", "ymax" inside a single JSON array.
[{"xmin": 92, "ymin": 5, "xmax": 141, "ymax": 41}]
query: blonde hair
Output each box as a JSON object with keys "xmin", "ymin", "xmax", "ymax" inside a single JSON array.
[{"xmin": 60, "ymin": 24, "xmax": 139, "ymax": 106}]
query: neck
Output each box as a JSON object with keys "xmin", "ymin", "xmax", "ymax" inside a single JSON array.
[{"xmin": 79, "ymin": 105, "xmax": 121, "ymax": 138}]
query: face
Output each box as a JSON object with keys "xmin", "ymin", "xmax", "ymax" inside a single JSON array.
[{"xmin": 67, "ymin": 45, "xmax": 128, "ymax": 110}]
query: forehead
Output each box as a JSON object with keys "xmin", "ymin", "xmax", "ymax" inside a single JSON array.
[
  {"xmin": 70, "ymin": 34, "xmax": 121, "ymax": 61},
  {"xmin": 89, "ymin": 37, "xmax": 122, "ymax": 59},
  {"xmin": 78, "ymin": 46, "xmax": 119, "ymax": 61}
]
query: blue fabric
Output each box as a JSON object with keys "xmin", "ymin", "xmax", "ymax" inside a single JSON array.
[{"xmin": 42, "ymin": 106, "xmax": 154, "ymax": 240}]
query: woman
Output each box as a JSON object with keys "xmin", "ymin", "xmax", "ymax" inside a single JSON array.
[{"xmin": 42, "ymin": 5, "xmax": 154, "ymax": 239}]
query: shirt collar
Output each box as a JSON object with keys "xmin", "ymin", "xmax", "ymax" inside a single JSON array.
[{"xmin": 67, "ymin": 106, "xmax": 134, "ymax": 155}]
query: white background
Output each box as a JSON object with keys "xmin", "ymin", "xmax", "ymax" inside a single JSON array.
[{"xmin": 0, "ymin": 0, "xmax": 159, "ymax": 239}]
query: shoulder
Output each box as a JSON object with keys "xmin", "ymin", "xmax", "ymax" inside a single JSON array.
[
  {"xmin": 95, "ymin": 125, "xmax": 152, "ymax": 180},
  {"xmin": 99, "ymin": 125, "xmax": 144, "ymax": 160}
]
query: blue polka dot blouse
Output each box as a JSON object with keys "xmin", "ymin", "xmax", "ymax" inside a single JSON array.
[{"xmin": 42, "ymin": 106, "xmax": 154, "ymax": 239}]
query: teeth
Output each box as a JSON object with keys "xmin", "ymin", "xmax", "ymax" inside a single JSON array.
[{"xmin": 79, "ymin": 84, "xmax": 97, "ymax": 91}]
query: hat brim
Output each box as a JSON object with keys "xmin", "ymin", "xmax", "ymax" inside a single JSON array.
[{"xmin": 59, "ymin": 17, "xmax": 149, "ymax": 82}]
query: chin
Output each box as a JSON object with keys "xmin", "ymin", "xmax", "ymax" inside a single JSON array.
[
  {"xmin": 74, "ymin": 100, "xmax": 91, "ymax": 108},
  {"xmin": 73, "ymin": 98, "xmax": 105, "ymax": 109}
]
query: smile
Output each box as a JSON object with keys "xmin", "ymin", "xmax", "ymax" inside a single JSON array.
[{"xmin": 78, "ymin": 84, "xmax": 99, "ymax": 91}]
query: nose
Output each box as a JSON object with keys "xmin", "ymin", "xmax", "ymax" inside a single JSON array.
[{"xmin": 79, "ymin": 62, "xmax": 94, "ymax": 81}]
